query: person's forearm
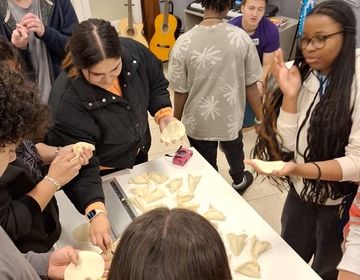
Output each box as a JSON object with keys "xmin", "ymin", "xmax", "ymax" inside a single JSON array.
[
  {"xmin": 281, "ymin": 96, "xmax": 298, "ymax": 114},
  {"xmin": 27, "ymin": 179, "xmax": 58, "ymax": 211},
  {"xmin": 338, "ymin": 270, "xmax": 360, "ymax": 280},
  {"xmin": 291, "ymin": 160, "xmax": 343, "ymax": 181},
  {"xmin": 246, "ymin": 83, "xmax": 262, "ymax": 121},
  {"xmin": 173, "ymin": 92, "xmax": 188, "ymax": 120},
  {"xmin": 35, "ymin": 143, "xmax": 59, "ymax": 164}
]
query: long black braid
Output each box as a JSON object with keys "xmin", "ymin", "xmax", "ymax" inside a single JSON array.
[
  {"xmin": 253, "ymin": 0, "xmax": 358, "ymax": 203},
  {"xmin": 201, "ymin": 0, "xmax": 232, "ymax": 13}
]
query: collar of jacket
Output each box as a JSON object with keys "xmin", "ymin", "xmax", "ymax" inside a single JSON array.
[{"xmin": 0, "ymin": 0, "xmax": 54, "ymax": 31}]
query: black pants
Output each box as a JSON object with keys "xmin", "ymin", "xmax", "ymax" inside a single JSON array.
[
  {"xmin": 187, "ymin": 132, "xmax": 245, "ymax": 184},
  {"xmin": 281, "ymin": 187, "xmax": 354, "ymax": 280}
]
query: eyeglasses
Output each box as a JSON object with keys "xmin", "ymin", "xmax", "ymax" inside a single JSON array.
[{"xmin": 298, "ymin": 31, "xmax": 343, "ymax": 50}]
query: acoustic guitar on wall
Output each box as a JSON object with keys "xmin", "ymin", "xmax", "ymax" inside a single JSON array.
[
  {"xmin": 118, "ymin": 0, "xmax": 149, "ymax": 47},
  {"xmin": 149, "ymin": 0, "xmax": 178, "ymax": 62}
]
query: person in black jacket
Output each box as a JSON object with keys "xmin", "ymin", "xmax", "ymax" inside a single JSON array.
[
  {"xmin": 0, "ymin": 0, "xmax": 78, "ymax": 103},
  {"xmin": 45, "ymin": 18, "xmax": 176, "ymax": 252}
]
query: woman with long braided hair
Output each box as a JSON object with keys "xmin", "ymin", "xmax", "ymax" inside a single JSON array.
[{"xmin": 246, "ymin": 1, "xmax": 359, "ymax": 279}]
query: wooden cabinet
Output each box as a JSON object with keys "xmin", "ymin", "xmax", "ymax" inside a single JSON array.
[{"xmin": 140, "ymin": 0, "xmax": 160, "ymax": 42}]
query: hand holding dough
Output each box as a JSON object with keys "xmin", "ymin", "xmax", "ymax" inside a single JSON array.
[
  {"xmin": 203, "ymin": 204, "xmax": 226, "ymax": 221},
  {"xmin": 250, "ymin": 235, "xmax": 271, "ymax": 260},
  {"xmin": 160, "ymin": 119, "xmax": 185, "ymax": 143},
  {"xmin": 235, "ymin": 261, "xmax": 261, "ymax": 278},
  {"xmin": 70, "ymin": 142, "xmax": 95, "ymax": 161},
  {"xmin": 249, "ymin": 159, "xmax": 285, "ymax": 174},
  {"xmin": 188, "ymin": 174, "xmax": 201, "ymax": 192},
  {"xmin": 227, "ymin": 233, "xmax": 248, "ymax": 256},
  {"xmin": 64, "ymin": 251, "xmax": 105, "ymax": 280}
]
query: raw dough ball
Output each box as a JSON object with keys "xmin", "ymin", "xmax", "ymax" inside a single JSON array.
[
  {"xmin": 160, "ymin": 119, "xmax": 185, "ymax": 143},
  {"xmin": 250, "ymin": 159, "xmax": 285, "ymax": 174},
  {"xmin": 64, "ymin": 251, "xmax": 105, "ymax": 280},
  {"xmin": 70, "ymin": 142, "xmax": 95, "ymax": 161}
]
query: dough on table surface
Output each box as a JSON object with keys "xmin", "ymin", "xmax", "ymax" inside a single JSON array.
[
  {"xmin": 176, "ymin": 201, "xmax": 200, "ymax": 212},
  {"xmin": 166, "ymin": 178, "xmax": 183, "ymax": 192},
  {"xmin": 250, "ymin": 159, "xmax": 285, "ymax": 174},
  {"xmin": 203, "ymin": 204, "xmax": 226, "ymax": 221},
  {"xmin": 188, "ymin": 174, "xmax": 201, "ymax": 192},
  {"xmin": 73, "ymin": 223, "xmax": 91, "ymax": 243},
  {"xmin": 227, "ymin": 233, "xmax": 248, "ymax": 256},
  {"xmin": 128, "ymin": 174, "xmax": 150, "ymax": 184},
  {"xmin": 146, "ymin": 171, "xmax": 169, "ymax": 184},
  {"xmin": 145, "ymin": 188, "xmax": 165, "ymax": 203},
  {"xmin": 176, "ymin": 191, "xmax": 194, "ymax": 203},
  {"xmin": 64, "ymin": 251, "xmax": 105, "ymax": 280},
  {"xmin": 160, "ymin": 119, "xmax": 185, "ymax": 143},
  {"xmin": 235, "ymin": 261, "xmax": 261, "ymax": 278},
  {"xmin": 128, "ymin": 196, "xmax": 147, "ymax": 212},
  {"xmin": 130, "ymin": 185, "xmax": 150, "ymax": 199},
  {"xmin": 250, "ymin": 236, "xmax": 271, "ymax": 260}
]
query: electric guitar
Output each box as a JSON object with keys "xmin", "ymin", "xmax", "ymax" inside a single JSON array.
[
  {"xmin": 149, "ymin": 0, "xmax": 178, "ymax": 62},
  {"xmin": 118, "ymin": 0, "xmax": 149, "ymax": 47}
]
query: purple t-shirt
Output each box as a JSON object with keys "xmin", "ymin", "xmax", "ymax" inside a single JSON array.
[{"xmin": 228, "ymin": 16, "xmax": 280, "ymax": 62}]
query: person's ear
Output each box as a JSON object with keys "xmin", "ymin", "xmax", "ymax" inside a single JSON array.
[{"xmin": 240, "ymin": 4, "xmax": 244, "ymax": 13}]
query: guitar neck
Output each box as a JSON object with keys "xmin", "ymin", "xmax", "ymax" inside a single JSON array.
[
  {"xmin": 128, "ymin": 0, "xmax": 134, "ymax": 29},
  {"xmin": 163, "ymin": 0, "xmax": 169, "ymax": 27}
]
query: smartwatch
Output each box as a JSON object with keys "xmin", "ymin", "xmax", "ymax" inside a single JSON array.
[{"xmin": 86, "ymin": 209, "xmax": 106, "ymax": 222}]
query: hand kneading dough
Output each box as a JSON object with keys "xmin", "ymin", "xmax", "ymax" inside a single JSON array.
[
  {"xmin": 128, "ymin": 174, "xmax": 150, "ymax": 184},
  {"xmin": 188, "ymin": 174, "xmax": 201, "ymax": 192},
  {"xmin": 73, "ymin": 223, "xmax": 91, "ymax": 243},
  {"xmin": 250, "ymin": 236, "xmax": 271, "ymax": 260},
  {"xmin": 250, "ymin": 159, "xmax": 285, "ymax": 174},
  {"xmin": 203, "ymin": 204, "xmax": 226, "ymax": 221},
  {"xmin": 64, "ymin": 251, "xmax": 105, "ymax": 280},
  {"xmin": 227, "ymin": 233, "xmax": 248, "ymax": 256},
  {"xmin": 70, "ymin": 142, "xmax": 95, "ymax": 161},
  {"xmin": 146, "ymin": 171, "xmax": 169, "ymax": 184},
  {"xmin": 235, "ymin": 261, "xmax": 261, "ymax": 278},
  {"xmin": 166, "ymin": 178, "xmax": 183, "ymax": 192},
  {"xmin": 160, "ymin": 119, "xmax": 186, "ymax": 143}
]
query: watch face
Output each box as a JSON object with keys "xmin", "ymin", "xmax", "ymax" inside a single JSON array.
[{"xmin": 87, "ymin": 210, "xmax": 96, "ymax": 220}]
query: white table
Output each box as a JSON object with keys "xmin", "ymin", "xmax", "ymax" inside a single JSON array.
[{"xmin": 57, "ymin": 148, "xmax": 321, "ymax": 280}]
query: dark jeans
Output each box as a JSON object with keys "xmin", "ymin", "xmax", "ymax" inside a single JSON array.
[
  {"xmin": 281, "ymin": 187, "xmax": 354, "ymax": 280},
  {"xmin": 187, "ymin": 132, "xmax": 245, "ymax": 184}
]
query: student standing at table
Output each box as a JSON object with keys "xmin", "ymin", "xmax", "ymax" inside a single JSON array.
[
  {"xmin": 229, "ymin": 0, "xmax": 279, "ymax": 127},
  {"xmin": 247, "ymin": 1, "xmax": 359, "ymax": 279}
]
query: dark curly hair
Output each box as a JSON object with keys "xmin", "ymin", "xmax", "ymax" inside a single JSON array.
[
  {"xmin": 253, "ymin": 0, "xmax": 357, "ymax": 203},
  {"xmin": 201, "ymin": 0, "xmax": 232, "ymax": 13},
  {"xmin": 0, "ymin": 66, "xmax": 50, "ymax": 146}
]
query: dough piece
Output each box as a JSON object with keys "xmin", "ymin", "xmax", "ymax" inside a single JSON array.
[
  {"xmin": 250, "ymin": 159, "xmax": 285, "ymax": 174},
  {"xmin": 203, "ymin": 204, "xmax": 226, "ymax": 221},
  {"xmin": 130, "ymin": 185, "xmax": 150, "ymax": 199},
  {"xmin": 128, "ymin": 196, "xmax": 147, "ymax": 212},
  {"xmin": 188, "ymin": 174, "xmax": 201, "ymax": 192},
  {"xmin": 160, "ymin": 119, "xmax": 186, "ymax": 143},
  {"xmin": 250, "ymin": 236, "xmax": 271, "ymax": 260},
  {"xmin": 70, "ymin": 142, "xmax": 95, "ymax": 161},
  {"xmin": 111, "ymin": 238, "xmax": 121, "ymax": 254},
  {"xmin": 235, "ymin": 261, "xmax": 261, "ymax": 278},
  {"xmin": 73, "ymin": 223, "xmax": 91, "ymax": 243},
  {"xmin": 145, "ymin": 189, "xmax": 165, "ymax": 203},
  {"xmin": 166, "ymin": 178, "xmax": 183, "ymax": 192},
  {"xmin": 177, "ymin": 201, "xmax": 200, "ymax": 212},
  {"xmin": 227, "ymin": 233, "xmax": 248, "ymax": 256},
  {"xmin": 146, "ymin": 171, "xmax": 169, "ymax": 184},
  {"xmin": 64, "ymin": 251, "xmax": 105, "ymax": 280},
  {"xmin": 176, "ymin": 191, "xmax": 194, "ymax": 203},
  {"xmin": 211, "ymin": 222, "xmax": 218, "ymax": 230},
  {"xmin": 128, "ymin": 174, "xmax": 150, "ymax": 184}
]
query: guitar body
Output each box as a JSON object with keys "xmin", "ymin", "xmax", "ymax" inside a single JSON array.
[
  {"xmin": 149, "ymin": 13, "xmax": 177, "ymax": 62},
  {"xmin": 118, "ymin": 18, "xmax": 149, "ymax": 48}
]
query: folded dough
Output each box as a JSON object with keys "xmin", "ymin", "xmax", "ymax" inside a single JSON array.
[
  {"xmin": 235, "ymin": 261, "xmax": 261, "ymax": 278},
  {"xmin": 188, "ymin": 174, "xmax": 201, "ymax": 192},
  {"xmin": 128, "ymin": 174, "xmax": 150, "ymax": 184},
  {"xmin": 128, "ymin": 196, "xmax": 147, "ymax": 212},
  {"xmin": 203, "ymin": 204, "xmax": 226, "ymax": 221},
  {"xmin": 160, "ymin": 119, "xmax": 185, "ymax": 143},
  {"xmin": 145, "ymin": 188, "xmax": 165, "ymax": 203},
  {"xmin": 129, "ymin": 185, "xmax": 150, "ymax": 199},
  {"xmin": 227, "ymin": 233, "xmax": 248, "ymax": 256},
  {"xmin": 250, "ymin": 159, "xmax": 285, "ymax": 174},
  {"xmin": 176, "ymin": 191, "xmax": 194, "ymax": 203},
  {"xmin": 177, "ymin": 201, "xmax": 200, "ymax": 212},
  {"xmin": 166, "ymin": 178, "xmax": 183, "ymax": 192},
  {"xmin": 64, "ymin": 251, "xmax": 105, "ymax": 280},
  {"xmin": 250, "ymin": 235, "xmax": 271, "ymax": 260},
  {"xmin": 146, "ymin": 171, "xmax": 169, "ymax": 184}
]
